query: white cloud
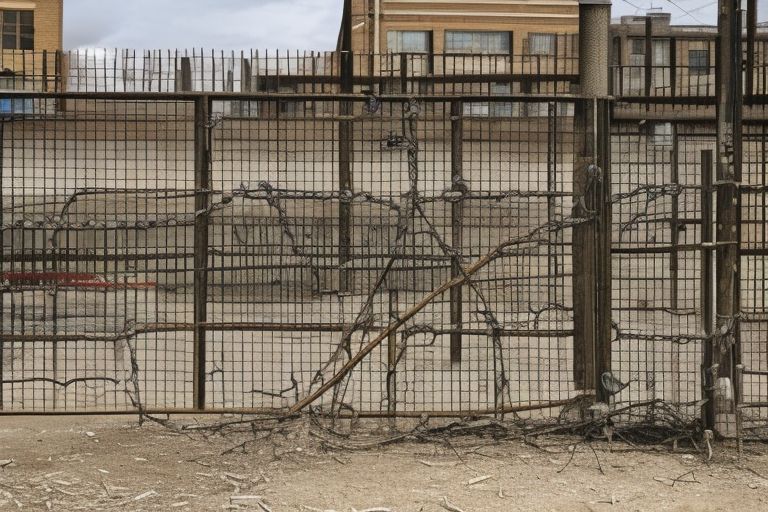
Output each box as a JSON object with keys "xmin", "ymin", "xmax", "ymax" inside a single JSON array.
[
  {"xmin": 65, "ymin": 0, "xmax": 342, "ymax": 50},
  {"xmin": 65, "ymin": 0, "xmax": 767, "ymax": 51}
]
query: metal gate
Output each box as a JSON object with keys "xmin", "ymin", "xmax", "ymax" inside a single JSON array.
[
  {"xmin": 1, "ymin": 92, "xmax": 603, "ymax": 419},
  {"xmin": 1, "ymin": 91, "xmax": 764, "ymax": 437}
]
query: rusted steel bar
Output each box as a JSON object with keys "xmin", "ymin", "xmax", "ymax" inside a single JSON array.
[
  {"xmin": 670, "ymin": 37, "xmax": 677, "ymax": 98},
  {"xmin": 338, "ymin": 1, "xmax": 354, "ymax": 293},
  {"xmin": 547, "ymin": 102, "xmax": 558, "ymax": 305},
  {"xmin": 747, "ymin": 0, "xmax": 756, "ymax": 98},
  {"xmin": 450, "ymin": 100, "xmax": 464, "ymax": 364},
  {"xmin": 42, "ymin": 50, "xmax": 48, "ymax": 92},
  {"xmin": 596, "ymin": 98, "xmax": 613, "ymax": 402},
  {"xmin": 0, "ymin": 395, "xmax": 593, "ymax": 417},
  {"xmin": 0, "ymin": 325, "xmax": 574, "ymax": 344},
  {"xmin": 670, "ymin": 127, "xmax": 680, "ymax": 309},
  {"xmin": 701, "ymin": 149, "xmax": 715, "ymax": 428},
  {"xmin": 193, "ymin": 95, "xmax": 210, "ymax": 411},
  {"xmin": 645, "ymin": 17, "xmax": 652, "ymax": 107},
  {"xmin": 572, "ymin": 99, "xmax": 597, "ymax": 392}
]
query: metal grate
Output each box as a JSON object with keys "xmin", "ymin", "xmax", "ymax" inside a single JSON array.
[{"xmin": 0, "ymin": 92, "xmax": 594, "ymax": 418}]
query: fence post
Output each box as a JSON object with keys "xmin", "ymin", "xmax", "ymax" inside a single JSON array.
[
  {"xmin": 193, "ymin": 96, "xmax": 211, "ymax": 410},
  {"xmin": 747, "ymin": 0, "xmax": 756, "ymax": 99},
  {"xmin": 400, "ymin": 53, "xmax": 408, "ymax": 94},
  {"xmin": 596, "ymin": 98, "xmax": 613, "ymax": 400},
  {"xmin": 670, "ymin": 126, "xmax": 680, "ymax": 309},
  {"xmin": 178, "ymin": 57, "xmax": 192, "ymax": 92},
  {"xmin": 644, "ymin": 17, "xmax": 652, "ymax": 106},
  {"xmin": 450, "ymin": 100, "xmax": 464, "ymax": 363},
  {"xmin": 669, "ymin": 37, "xmax": 677, "ymax": 98},
  {"xmin": 701, "ymin": 149, "xmax": 715, "ymax": 429},
  {"xmin": 42, "ymin": 50, "xmax": 48, "ymax": 92},
  {"xmin": 339, "ymin": 0, "xmax": 353, "ymax": 293},
  {"xmin": 572, "ymin": 99, "xmax": 596, "ymax": 392},
  {"xmin": 713, "ymin": 0, "xmax": 743, "ymax": 435},
  {"xmin": 574, "ymin": 0, "xmax": 611, "ymax": 398}
]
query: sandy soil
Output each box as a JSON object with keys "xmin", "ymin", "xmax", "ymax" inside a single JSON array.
[{"xmin": 1, "ymin": 415, "xmax": 767, "ymax": 512}]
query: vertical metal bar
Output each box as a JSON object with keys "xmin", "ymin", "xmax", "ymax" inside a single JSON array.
[
  {"xmin": 193, "ymin": 96, "xmax": 210, "ymax": 411},
  {"xmin": 179, "ymin": 57, "xmax": 192, "ymax": 92},
  {"xmin": 670, "ymin": 37, "xmax": 677, "ymax": 98},
  {"xmin": 596, "ymin": 98, "xmax": 613, "ymax": 398},
  {"xmin": 572, "ymin": 98, "xmax": 596, "ymax": 391},
  {"xmin": 42, "ymin": 50, "xmax": 48, "ymax": 92},
  {"xmin": 747, "ymin": 0, "xmax": 756, "ymax": 99},
  {"xmin": 450, "ymin": 100, "xmax": 463, "ymax": 364},
  {"xmin": 400, "ymin": 53, "xmax": 408, "ymax": 94},
  {"xmin": 339, "ymin": 0, "xmax": 353, "ymax": 293},
  {"xmin": 670, "ymin": 126, "xmax": 680, "ymax": 309},
  {"xmin": 387, "ymin": 289, "xmax": 398, "ymax": 415},
  {"xmin": 547, "ymin": 102, "xmax": 558, "ymax": 305},
  {"xmin": 701, "ymin": 149, "xmax": 715, "ymax": 428},
  {"xmin": 645, "ymin": 17, "xmax": 652, "ymax": 107},
  {"xmin": 338, "ymin": 109, "xmax": 352, "ymax": 294}
]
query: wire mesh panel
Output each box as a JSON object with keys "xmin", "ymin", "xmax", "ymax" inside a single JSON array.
[
  {"xmin": 740, "ymin": 126, "xmax": 768, "ymax": 436},
  {"xmin": 0, "ymin": 96, "xmax": 197, "ymax": 412},
  {"xmin": 609, "ymin": 123, "xmax": 710, "ymax": 418},
  {"xmin": 203, "ymin": 96, "xmax": 585, "ymax": 417}
]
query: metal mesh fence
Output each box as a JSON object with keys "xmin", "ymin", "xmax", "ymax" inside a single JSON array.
[
  {"xmin": 0, "ymin": 93, "xmax": 592, "ymax": 419},
  {"xmin": 0, "ymin": 91, "xmax": 765, "ymax": 440}
]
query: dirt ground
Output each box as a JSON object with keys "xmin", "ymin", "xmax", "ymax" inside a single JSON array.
[{"xmin": 0, "ymin": 415, "xmax": 767, "ymax": 512}]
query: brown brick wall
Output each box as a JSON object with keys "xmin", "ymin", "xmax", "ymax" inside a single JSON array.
[
  {"xmin": 349, "ymin": 0, "xmax": 579, "ymax": 54},
  {"xmin": 0, "ymin": 0, "xmax": 63, "ymax": 51},
  {"xmin": 0, "ymin": 0, "xmax": 63, "ymax": 85}
]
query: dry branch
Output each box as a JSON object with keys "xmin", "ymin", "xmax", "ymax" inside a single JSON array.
[{"xmin": 289, "ymin": 218, "xmax": 588, "ymax": 414}]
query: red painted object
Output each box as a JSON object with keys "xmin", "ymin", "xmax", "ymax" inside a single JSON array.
[{"xmin": 2, "ymin": 272, "xmax": 156, "ymax": 290}]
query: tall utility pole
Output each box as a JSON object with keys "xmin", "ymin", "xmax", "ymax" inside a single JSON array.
[{"xmin": 711, "ymin": 0, "xmax": 742, "ymax": 435}]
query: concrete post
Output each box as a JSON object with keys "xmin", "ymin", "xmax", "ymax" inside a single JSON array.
[{"xmin": 579, "ymin": 0, "xmax": 611, "ymax": 98}]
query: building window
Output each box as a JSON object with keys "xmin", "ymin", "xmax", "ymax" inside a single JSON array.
[
  {"xmin": 387, "ymin": 31, "xmax": 430, "ymax": 53},
  {"xmin": 527, "ymin": 33, "xmax": 556, "ymax": 56},
  {"xmin": 1, "ymin": 10, "xmax": 33, "ymax": 50},
  {"xmin": 651, "ymin": 122, "xmax": 673, "ymax": 147},
  {"xmin": 445, "ymin": 31, "xmax": 510, "ymax": 54},
  {"xmin": 652, "ymin": 39, "xmax": 670, "ymax": 65},
  {"xmin": 688, "ymin": 49, "xmax": 709, "ymax": 74},
  {"xmin": 464, "ymin": 83, "xmax": 513, "ymax": 117},
  {"xmin": 630, "ymin": 38, "xmax": 645, "ymax": 56}
]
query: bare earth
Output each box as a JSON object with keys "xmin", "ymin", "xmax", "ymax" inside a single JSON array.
[{"xmin": 1, "ymin": 415, "xmax": 767, "ymax": 512}]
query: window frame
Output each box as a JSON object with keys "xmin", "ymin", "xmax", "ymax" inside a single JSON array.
[
  {"xmin": 650, "ymin": 122, "xmax": 673, "ymax": 147},
  {"xmin": 527, "ymin": 33, "xmax": 557, "ymax": 57},
  {"xmin": 688, "ymin": 49, "xmax": 710, "ymax": 75},
  {"xmin": 386, "ymin": 30, "xmax": 431, "ymax": 54},
  {"xmin": 629, "ymin": 38, "xmax": 645, "ymax": 56},
  {"xmin": 0, "ymin": 9, "xmax": 34, "ymax": 50},
  {"xmin": 444, "ymin": 30, "xmax": 511, "ymax": 55}
]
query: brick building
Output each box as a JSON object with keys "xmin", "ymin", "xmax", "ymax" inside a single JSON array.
[
  {"xmin": 0, "ymin": 0, "xmax": 63, "ymax": 93},
  {"xmin": 347, "ymin": 0, "xmax": 579, "ymax": 55},
  {"xmin": 0, "ymin": 0, "xmax": 63, "ymax": 53}
]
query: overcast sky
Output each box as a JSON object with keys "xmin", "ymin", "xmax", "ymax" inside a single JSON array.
[{"xmin": 64, "ymin": 0, "xmax": 766, "ymax": 50}]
